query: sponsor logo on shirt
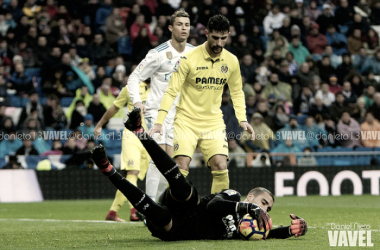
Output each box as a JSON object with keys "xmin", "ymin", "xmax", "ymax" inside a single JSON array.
[
  {"xmin": 138, "ymin": 63, "xmax": 144, "ymax": 71},
  {"xmin": 173, "ymin": 60, "xmax": 180, "ymax": 72},
  {"xmin": 196, "ymin": 66, "xmax": 209, "ymax": 70},
  {"xmin": 128, "ymin": 160, "xmax": 134, "ymax": 166},
  {"xmin": 223, "ymin": 190, "xmax": 237, "ymax": 196},
  {"xmin": 166, "ymin": 52, "xmax": 173, "ymax": 60},
  {"xmin": 174, "ymin": 143, "xmax": 179, "ymax": 151}
]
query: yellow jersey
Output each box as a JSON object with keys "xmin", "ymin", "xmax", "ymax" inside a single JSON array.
[
  {"xmin": 114, "ymin": 82, "xmax": 150, "ymax": 129},
  {"xmin": 156, "ymin": 42, "xmax": 247, "ymax": 128}
]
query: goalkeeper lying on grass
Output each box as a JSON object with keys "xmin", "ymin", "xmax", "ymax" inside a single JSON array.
[{"xmin": 90, "ymin": 108, "xmax": 308, "ymax": 241}]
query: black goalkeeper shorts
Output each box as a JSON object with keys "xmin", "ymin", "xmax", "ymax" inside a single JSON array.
[{"xmin": 147, "ymin": 186, "xmax": 199, "ymax": 241}]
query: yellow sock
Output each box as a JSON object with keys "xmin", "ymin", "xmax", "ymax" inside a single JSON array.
[
  {"xmin": 167, "ymin": 169, "xmax": 189, "ymax": 188},
  {"xmin": 110, "ymin": 190, "xmax": 128, "ymax": 212},
  {"xmin": 126, "ymin": 174, "xmax": 138, "ymax": 209},
  {"xmin": 211, "ymin": 170, "xmax": 229, "ymax": 194},
  {"xmin": 180, "ymin": 169, "xmax": 189, "ymax": 178}
]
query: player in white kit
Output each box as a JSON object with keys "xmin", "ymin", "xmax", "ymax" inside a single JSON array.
[{"xmin": 128, "ymin": 10, "xmax": 194, "ymax": 202}]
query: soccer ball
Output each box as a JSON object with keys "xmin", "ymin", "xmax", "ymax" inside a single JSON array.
[{"xmin": 238, "ymin": 214, "xmax": 270, "ymax": 240}]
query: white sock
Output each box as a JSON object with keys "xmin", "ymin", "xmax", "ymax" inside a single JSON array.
[
  {"xmin": 156, "ymin": 170, "xmax": 168, "ymax": 201},
  {"xmin": 145, "ymin": 161, "xmax": 161, "ymax": 202}
]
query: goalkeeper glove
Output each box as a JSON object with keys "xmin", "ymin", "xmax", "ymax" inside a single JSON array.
[
  {"xmin": 289, "ymin": 214, "xmax": 308, "ymax": 237},
  {"xmin": 237, "ymin": 202, "xmax": 272, "ymax": 231}
]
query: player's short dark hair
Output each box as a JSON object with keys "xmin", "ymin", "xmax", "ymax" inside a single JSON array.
[
  {"xmin": 248, "ymin": 187, "xmax": 275, "ymax": 203},
  {"xmin": 170, "ymin": 10, "xmax": 190, "ymax": 26},
  {"xmin": 207, "ymin": 14, "xmax": 230, "ymax": 33}
]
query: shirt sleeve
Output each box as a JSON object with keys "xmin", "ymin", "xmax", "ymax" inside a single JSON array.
[
  {"xmin": 127, "ymin": 49, "xmax": 160, "ymax": 105},
  {"xmin": 113, "ymin": 86, "xmax": 130, "ymax": 109},
  {"xmin": 228, "ymin": 57, "xmax": 247, "ymax": 124},
  {"xmin": 156, "ymin": 56, "xmax": 189, "ymax": 124},
  {"xmin": 206, "ymin": 189, "xmax": 242, "ymax": 216}
]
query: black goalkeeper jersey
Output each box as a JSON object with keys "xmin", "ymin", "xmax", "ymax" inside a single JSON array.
[{"xmin": 194, "ymin": 189, "xmax": 242, "ymax": 240}]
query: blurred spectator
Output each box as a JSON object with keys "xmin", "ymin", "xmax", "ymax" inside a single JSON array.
[
  {"xmin": 369, "ymin": 93, "xmax": 380, "ymax": 121},
  {"xmin": 324, "ymin": 46, "xmax": 342, "ymax": 69},
  {"xmin": 240, "ymin": 54, "xmax": 257, "ymax": 84},
  {"xmin": 92, "ymin": 66, "xmax": 106, "ymax": 90},
  {"xmin": 263, "ymin": 5, "xmax": 286, "ymax": 36},
  {"xmin": 321, "ymin": 114, "xmax": 339, "ymax": 147},
  {"xmin": 363, "ymin": 29, "xmax": 378, "ymax": 53},
  {"xmin": 347, "ymin": 73, "xmax": 365, "ymax": 97},
  {"xmin": 306, "ymin": 23, "xmax": 328, "ymax": 55},
  {"xmin": 303, "ymin": 116, "xmax": 327, "ymax": 149},
  {"xmin": 296, "ymin": 62, "xmax": 315, "ymax": 87},
  {"xmin": 363, "ymin": 85, "xmax": 376, "ymax": 109},
  {"xmin": 279, "ymin": 16, "xmax": 292, "ymax": 41},
  {"xmin": 294, "ymin": 86, "xmax": 314, "ymax": 115},
  {"xmin": 132, "ymin": 27, "xmax": 152, "ymax": 63},
  {"xmin": 341, "ymin": 81, "xmax": 357, "ymax": 104},
  {"xmin": 262, "ymin": 73, "xmax": 292, "ymax": 104},
  {"xmin": 330, "ymin": 92, "xmax": 349, "ymax": 123},
  {"xmin": 106, "ymin": 7, "xmax": 128, "ymax": 49},
  {"xmin": 87, "ymin": 93, "xmax": 107, "ymax": 125},
  {"xmin": 46, "ymin": 0, "xmax": 58, "ymax": 19},
  {"xmin": 13, "ymin": 40, "xmax": 35, "ymax": 68},
  {"xmin": 35, "ymin": 36, "xmax": 50, "ymax": 67},
  {"xmin": 0, "ymin": 129, "xmax": 22, "ymax": 158},
  {"xmin": 273, "ymin": 104, "xmax": 289, "ymax": 131},
  {"xmin": 156, "ymin": 0, "xmax": 176, "ymax": 18},
  {"xmin": 347, "ymin": 29, "xmax": 362, "ymax": 55},
  {"xmin": 306, "ymin": 1, "xmax": 321, "ymax": 22},
  {"xmin": 68, "ymin": 47, "xmax": 81, "ymax": 67},
  {"xmin": 317, "ymin": 56, "xmax": 336, "ymax": 82},
  {"xmin": 245, "ymin": 95, "xmax": 256, "ymax": 122},
  {"xmin": 335, "ymin": 0, "xmax": 354, "ymax": 30},
  {"xmin": 95, "ymin": 0, "xmax": 113, "ymax": 30},
  {"xmin": 0, "ymin": 39, "xmax": 13, "ymax": 66},
  {"xmin": 309, "ymin": 95, "xmax": 330, "ymax": 118},
  {"xmin": 348, "ymin": 13, "xmax": 370, "ymax": 36},
  {"xmin": 0, "ymin": 14, "xmax": 9, "ymax": 37},
  {"xmin": 41, "ymin": 140, "xmax": 63, "ymax": 156},
  {"xmin": 62, "ymin": 137, "xmax": 78, "ymax": 155},
  {"xmin": 76, "ymin": 37, "xmax": 93, "ymax": 63},
  {"xmin": 256, "ymin": 101, "xmax": 274, "ymax": 130},
  {"xmin": 310, "ymin": 75, "xmax": 321, "ymax": 94},
  {"xmin": 236, "ymin": 34, "xmax": 254, "ymax": 59},
  {"xmin": 43, "ymin": 95, "xmax": 67, "ymax": 130},
  {"xmin": 130, "ymin": 14, "xmax": 153, "ymax": 42},
  {"xmin": 16, "ymin": 137, "xmax": 39, "ymax": 156},
  {"xmin": 77, "ymin": 114, "xmax": 96, "ymax": 139},
  {"xmin": 89, "ymin": 33, "xmax": 113, "ymax": 66},
  {"xmin": 362, "ymin": 49, "xmax": 380, "ymax": 75},
  {"xmin": 353, "ymin": 48, "xmax": 370, "ymax": 74},
  {"xmin": 297, "ymin": 147, "xmax": 317, "ymax": 166},
  {"xmin": 290, "ymin": 24, "xmax": 308, "ymax": 49},
  {"xmin": 70, "ymin": 99, "xmax": 86, "ymax": 130},
  {"xmin": 278, "ymin": 60, "xmax": 291, "ymax": 83},
  {"xmin": 289, "ymin": 36, "xmax": 310, "ymax": 65},
  {"xmin": 78, "ymin": 58, "xmax": 95, "ymax": 81},
  {"xmin": 41, "ymin": 46, "xmax": 62, "ymax": 81},
  {"xmin": 136, "ymin": 0, "xmax": 152, "ymax": 24},
  {"xmin": 336, "ymin": 54, "xmax": 353, "ymax": 84},
  {"xmin": 264, "ymin": 30, "xmax": 288, "ymax": 58},
  {"xmin": 1, "ymin": 154, "xmax": 22, "ymax": 169},
  {"xmin": 285, "ymin": 51, "xmax": 298, "ymax": 75},
  {"xmin": 271, "ymin": 137, "xmax": 302, "ymax": 153},
  {"xmin": 228, "ymin": 139, "xmax": 246, "ymax": 167},
  {"xmin": 337, "ymin": 111, "xmax": 362, "ymax": 148},
  {"xmin": 276, "ymin": 115, "xmax": 310, "ymax": 149},
  {"xmin": 361, "ymin": 112, "xmax": 380, "ymax": 148},
  {"xmin": 15, "ymin": 15, "xmax": 30, "ymax": 40},
  {"xmin": 113, "ymin": 65, "xmax": 126, "ymax": 89},
  {"xmin": 370, "ymin": 1, "xmax": 380, "ymax": 25},
  {"xmin": 23, "ymin": 117, "xmax": 42, "ymax": 133},
  {"xmin": 17, "ymin": 91, "xmax": 44, "ymax": 129},
  {"xmin": 365, "ymin": 73, "xmax": 380, "ymax": 90},
  {"xmin": 316, "ymin": 4, "xmax": 336, "ymax": 35},
  {"xmin": 251, "ymin": 151, "xmax": 272, "ymax": 167},
  {"xmin": 325, "ymin": 25, "xmax": 348, "ymax": 56},
  {"xmin": 65, "ymin": 71, "xmax": 83, "ymax": 96},
  {"xmin": 328, "ymin": 75, "xmax": 342, "ymax": 95},
  {"xmin": 241, "ymin": 113, "xmax": 274, "ymax": 152},
  {"xmin": 7, "ymin": 0, "xmax": 23, "ymax": 22}
]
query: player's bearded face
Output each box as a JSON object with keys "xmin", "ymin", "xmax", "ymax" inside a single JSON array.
[{"xmin": 207, "ymin": 30, "xmax": 229, "ymax": 54}]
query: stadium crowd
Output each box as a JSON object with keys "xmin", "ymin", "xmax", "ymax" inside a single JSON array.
[{"xmin": 0, "ymin": 0, "xmax": 380, "ymax": 167}]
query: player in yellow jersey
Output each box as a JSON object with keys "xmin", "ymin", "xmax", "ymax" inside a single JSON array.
[
  {"xmin": 149, "ymin": 15, "xmax": 255, "ymax": 194},
  {"xmin": 94, "ymin": 79, "xmax": 151, "ymax": 221}
]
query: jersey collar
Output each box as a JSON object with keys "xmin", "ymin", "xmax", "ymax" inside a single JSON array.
[{"xmin": 201, "ymin": 42, "xmax": 225, "ymax": 61}]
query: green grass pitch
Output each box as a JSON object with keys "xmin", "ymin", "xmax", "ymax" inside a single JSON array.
[{"xmin": 0, "ymin": 195, "xmax": 379, "ymax": 249}]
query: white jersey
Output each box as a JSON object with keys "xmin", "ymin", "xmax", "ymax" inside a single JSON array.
[{"xmin": 128, "ymin": 40, "xmax": 195, "ymax": 120}]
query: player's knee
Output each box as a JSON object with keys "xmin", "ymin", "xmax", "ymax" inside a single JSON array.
[
  {"xmin": 127, "ymin": 170, "xmax": 139, "ymax": 176},
  {"xmin": 175, "ymin": 157, "xmax": 190, "ymax": 171},
  {"xmin": 210, "ymin": 161, "xmax": 227, "ymax": 171}
]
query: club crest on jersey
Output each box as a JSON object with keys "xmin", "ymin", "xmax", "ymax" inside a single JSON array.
[
  {"xmin": 174, "ymin": 143, "xmax": 179, "ymax": 151},
  {"xmin": 224, "ymin": 190, "xmax": 237, "ymax": 196},
  {"xmin": 128, "ymin": 160, "xmax": 134, "ymax": 167},
  {"xmin": 173, "ymin": 60, "xmax": 180, "ymax": 72},
  {"xmin": 221, "ymin": 65, "xmax": 228, "ymax": 74},
  {"xmin": 138, "ymin": 63, "xmax": 144, "ymax": 71},
  {"xmin": 166, "ymin": 52, "xmax": 173, "ymax": 60}
]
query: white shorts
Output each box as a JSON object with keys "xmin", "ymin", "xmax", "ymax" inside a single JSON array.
[{"xmin": 145, "ymin": 110, "xmax": 174, "ymax": 147}]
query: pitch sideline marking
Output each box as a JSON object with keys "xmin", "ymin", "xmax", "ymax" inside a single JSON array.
[{"xmin": 1, "ymin": 219, "xmax": 379, "ymax": 231}]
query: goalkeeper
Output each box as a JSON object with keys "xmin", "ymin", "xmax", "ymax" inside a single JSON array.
[{"xmin": 91, "ymin": 108, "xmax": 308, "ymax": 241}]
